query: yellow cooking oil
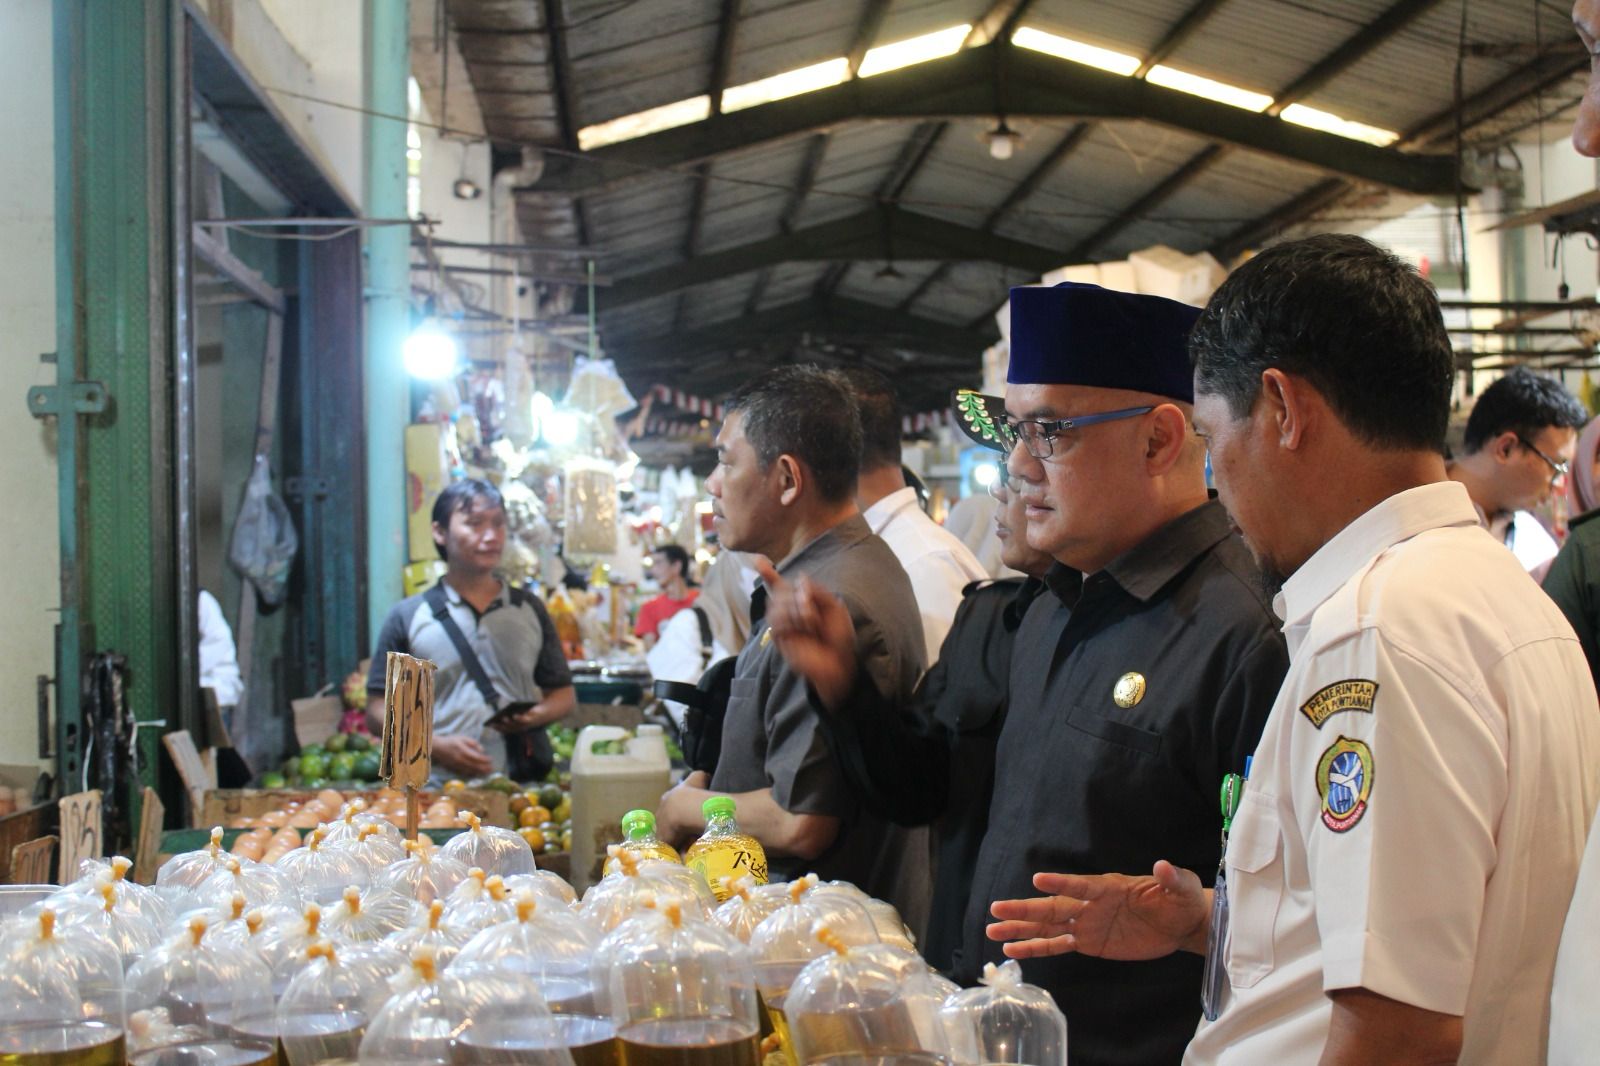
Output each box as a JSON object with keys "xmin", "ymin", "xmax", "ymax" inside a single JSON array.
[{"xmin": 684, "ymin": 797, "xmax": 767, "ymax": 903}]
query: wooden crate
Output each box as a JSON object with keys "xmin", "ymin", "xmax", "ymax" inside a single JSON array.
[
  {"xmin": 196, "ymin": 787, "xmax": 512, "ymax": 829},
  {"xmin": 0, "ymin": 803, "xmax": 55, "ymax": 884}
]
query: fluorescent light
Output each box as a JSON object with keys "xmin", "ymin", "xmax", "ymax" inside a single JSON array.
[
  {"xmin": 723, "ymin": 58, "xmax": 850, "ymax": 112},
  {"xmin": 1011, "ymin": 27, "xmax": 1140, "ymax": 76},
  {"xmin": 1280, "ymin": 103, "xmax": 1398, "ymax": 146},
  {"xmin": 1146, "ymin": 65, "xmax": 1272, "ymax": 111},
  {"xmin": 859, "ymin": 25, "xmax": 971, "ymax": 77},
  {"xmin": 577, "ymin": 95, "xmax": 712, "ymax": 150}
]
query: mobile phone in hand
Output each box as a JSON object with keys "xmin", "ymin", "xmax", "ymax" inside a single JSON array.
[{"xmin": 487, "ymin": 700, "xmax": 536, "ymax": 727}]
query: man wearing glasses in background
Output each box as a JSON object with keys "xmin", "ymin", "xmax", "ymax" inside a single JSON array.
[
  {"xmin": 1446, "ymin": 366, "xmax": 1588, "ymax": 580},
  {"xmin": 760, "ymin": 282, "xmax": 1288, "ymax": 1065}
]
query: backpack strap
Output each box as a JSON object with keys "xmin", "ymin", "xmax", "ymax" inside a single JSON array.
[
  {"xmin": 691, "ymin": 606, "xmax": 713, "ymax": 668},
  {"xmin": 424, "ymin": 582, "xmax": 501, "ymax": 711}
]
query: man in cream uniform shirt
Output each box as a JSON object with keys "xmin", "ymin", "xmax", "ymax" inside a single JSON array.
[
  {"xmin": 842, "ymin": 368, "xmax": 986, "ymax": 661},
  {"xmin": 986, "ymin": 235, "xmax": 1600, "ymax": 1064}
]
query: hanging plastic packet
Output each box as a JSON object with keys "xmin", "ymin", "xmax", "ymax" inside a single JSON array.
[
  {"xmin": 125, "ymin": 916, "xmax": 277, "ymax": 1065},
  {"xmin": 1202, "ymin": 770, "xmax": 1245, "ymax": 1023},
  {"xmin": 0, "ymin": 908, "xmax": 126, "ymax": 1063},
  {"xmin": 455, "ymin": 890, "xmax": 613, "ymax": 1062},
  {"xmin": 274, "ymin": 827, "xmax": 372, "ymax": 903},
  {"xmin": 322, "ymin": 885, "xmax": 418, "ymax": 944},
  {"xmin": 383, "ymin": 900, "xmax": 475, "ymax": 970},
  {"xmin": 940, "ymin": 960, "xmax": 1067, "ymax": 1066},
  {"xmin": 277, "ymin": 939, "xmax": 406, "ymax": 1066},
  {"xmin": 782, "ymin": 924, "xmax": 951, "ymax": 1066},
  {"xmin": 594, "ymin": 903, "xmax": 761, "ymax": 1066},
  {"xmin": 358, "ymin": 948, "xmax": 573, "ymax": 1066},
  {"xmin": 439, "ymin": 811, "xmax": 537, "ymax": 878},
  {"xmin": 374, "ymin": 839, "xmax": 471, "ymax": 905}
]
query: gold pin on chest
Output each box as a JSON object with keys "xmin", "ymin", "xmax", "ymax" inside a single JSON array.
[{"xmin": 1113, "ymin": 671, "xmax": 1146, "ymax": 708}]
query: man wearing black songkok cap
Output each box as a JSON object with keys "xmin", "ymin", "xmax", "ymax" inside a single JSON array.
[{"xmin": 760, "ymin": 282, "xmax": 1288, "ymax": 1065}]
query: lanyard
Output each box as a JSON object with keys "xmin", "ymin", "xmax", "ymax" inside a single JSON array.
[{"xmin": 1201, "ymin": 764, "xmax": 1248, "ymax": 1021}]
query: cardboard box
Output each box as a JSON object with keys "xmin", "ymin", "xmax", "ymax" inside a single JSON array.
[
  {"xmin": 405, "ymin": 423, "xmax": 457, "ymax": 563},
  {"xmin": 290, "ymin": 688, "xmax": 344, "ymax": 748},
  {"xmin": 196, "ymin": 787, "xmax": 512, "ymax": 829}
]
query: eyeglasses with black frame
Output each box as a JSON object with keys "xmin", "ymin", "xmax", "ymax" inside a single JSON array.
[
  {"xmin": 1000, "ymin": 406, "xmax": 1156, "ymax": 459},
  {"xmin": 1517, "ymin": 435, "xmax": 1570, "ymax": 484}
]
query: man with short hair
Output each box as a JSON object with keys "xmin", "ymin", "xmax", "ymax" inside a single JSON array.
[
  {"xmin": 839, "ymin": 367, "xmax": 986, "ymax": 661},
  {"xmin": 655, "ymin": 365, "xmax": 927, "ymax": 906},
  {"xmin": 367, "ymin": 479, "xmax": 575, "ymax": 781},
  {"xmin": 1447, "ymin": 366, "xmax": 1587, "ymax": 577},
  {"xmin": 635, "ymin": 543, "xmax": 698, "ymax": 648},
  {"xmin": 990, "ymin": 235, "xmax": 1600, "ymax": 1065},
  {"xmin": 762, "ymin": 285, "xmax": 1288, "ymax": 1065}
]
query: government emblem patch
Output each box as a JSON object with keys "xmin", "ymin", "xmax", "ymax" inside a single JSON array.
[
  {"xmin": 1299, "ymin": 679, "xmax": 1378, "ymax": 729},
  {"xmin": 1317, "ymin": 736, "xmax": 1373, "ymax": 833}
]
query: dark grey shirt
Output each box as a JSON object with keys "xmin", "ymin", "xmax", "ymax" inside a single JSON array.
[
  {"xmin": 368, "ymin": 580, "xmax": 572, "ymax": 779},
  {"xmin": 954, "ymin": 501, "xmax": 1288, "ymax": 1066},
  {"xmin": 711, "ymin": 515, "xmax": 927, "ymax": 901}
]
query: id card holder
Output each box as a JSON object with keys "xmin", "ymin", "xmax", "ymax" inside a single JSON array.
[{"xmin": 1201, "ymin": 771, "xmax": 1244, "ymax": 1022}]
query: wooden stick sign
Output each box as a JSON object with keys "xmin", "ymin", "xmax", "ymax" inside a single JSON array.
[{"xmin": 380, "ymin": 652, "xmax": 437, "ymax": 839}]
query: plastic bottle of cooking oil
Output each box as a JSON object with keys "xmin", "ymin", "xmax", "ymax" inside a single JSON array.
[
  {"xmin": 602, "ymin": 809, "xmax": 682, "ymax": 876},
  {"xmin": 685, "ymin": 796, "xmax": 768, "ymax": 902}
]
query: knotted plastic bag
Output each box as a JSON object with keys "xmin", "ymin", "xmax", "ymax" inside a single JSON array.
[{"xmin": 229, "ymin": 454, "xmax": 299, "ymax": 606}]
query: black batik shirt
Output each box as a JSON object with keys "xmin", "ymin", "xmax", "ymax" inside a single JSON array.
[{"xmin": 954, "ymin": 501, "xmax": 1288, "ymax": 1066}]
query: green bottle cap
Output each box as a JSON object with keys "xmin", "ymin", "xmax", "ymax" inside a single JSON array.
[
  {"xmin": 702, "ymin": 795, "xmax": 737, "ymax": 820},
  {"xmin": 621, "ymin": 809, "xmax": 656, "ymax": 839}
]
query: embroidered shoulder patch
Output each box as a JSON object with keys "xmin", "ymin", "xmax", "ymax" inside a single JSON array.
[
  {"xmin": 1316, "ymin": 736, "xmax": 1373, "ymax": 833},
  {"xmin": 1299, "ymin": 679, "xmax": 1378, "ymax": 729}
]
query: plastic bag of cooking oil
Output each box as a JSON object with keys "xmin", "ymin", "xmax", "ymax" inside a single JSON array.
[
  {"xmin": 374, "ymin": 839, "xmax": 472, "ymax": 905},
  {"xmin": 125, "ymin": 916, "xmax": 277, "ymax": 1064},
  {"xmin": 593, "ymin": 903, "xmax": 761, "ymax": 1066},
  {"xmin": 357, "ymin": 948, "xmax": 573, "ymax": 1066},
  {"xmin": 438, "ymin": 811, "xmax": 536, "ymax": 878},
  {"xmin": 0, "ymin": 908, "xmax": 126, "ymax": 1062},
  {"xmin": 258, "ymin": 903, "xmax": 331, "ymax": 998},
  {"xmin": 156, "ymin": 826, "xmax": 232, "ymax": 891},
  {"xmin": 60, "ymin": 855, "xmax": 172, "ymax": 926},
  {"xmin": 50, "ymin": 877, "xmax": 163, "ymax": 965},
  {"xmin": 579, "ymin": 846, "xmax": 713, "ymax": 933},
  {"xmin": 455, "ymin": 891, "xmax": 609, "ymax": 1051},
  {"xmin": 273, "ymin": 827, "xmax": 371, "ymax": 903},
  {"xmin": 276, "ymin": 939, "xmax": 406, "ymax": 1066},
  {"xmin": 382, "ymin": 900, "xmax": 475, "ymax": 970},
  {"xmin": 749, "ymin": 875, "xmax": 880, "ymax": 1049},
  {"xmin": 782, "ymin": 925, "xmax": 951, "ymax": 1066},
  {"xmin": 321, "ymin": 885, "xmax": 417, "ymax": 944},
  {"xmin": 711, "ymin": 876, "xmax": 789, "ymax": 943},
  {"xmin": 939, "ymin": 960, "xmax": 1067, "ymax": 1066},
  {"xmin": 196, "ymin": 855, "xmax": 300, "ymax": 911},
  {"xmin": 502, "ymin": 868, "xmax": 579, "ymax": 907},
  {"xmin": 440, "ymin": 868, "xmax": 518, "ymax": 932}
]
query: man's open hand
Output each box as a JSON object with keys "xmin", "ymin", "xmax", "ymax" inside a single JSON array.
[{"xmin": 987, "ymin": 861, "xmax": 1211, "ymax": 960}]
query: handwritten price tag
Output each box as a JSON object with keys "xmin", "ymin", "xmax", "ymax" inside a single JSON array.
[
  {"xmin": 380, "ymin": 652, "xmax": 437, "ymax": 791},
  {"xmin": 57, "ymin": 790, "xmax": 102, "ymax": 884}
]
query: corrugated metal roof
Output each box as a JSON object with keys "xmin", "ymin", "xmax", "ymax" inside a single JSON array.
[{"xmin": 441, "ymin": 0, "xmax": 1591, "ymax": 398}]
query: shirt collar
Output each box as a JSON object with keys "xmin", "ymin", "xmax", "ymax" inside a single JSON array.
[
  {"xmin": 1101, "ymin": 500, "xmax": 1233, "ymax": 603},
  {"xmin": 1276, "ymin": 481, "xmax": 1480, "ymax": 626},
  {"xmin": 439, "ymin": 578, "xmax": 507, "ymax": 613},
  {"xmin": 862, "ymin": 487, "xmax": 920, "ymax": 534},
  {"xmin": 775, "ymin": 514, "xmax": 871, "ymax": 575}
]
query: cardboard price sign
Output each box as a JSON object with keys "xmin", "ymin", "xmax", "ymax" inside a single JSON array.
[
  {"xmin": 380, "ymin": 652, "xmax": 437, "ymax": 791},
  {"xmin": 57, "ymin": 790, "xmax": 102, "ymax": 884}
]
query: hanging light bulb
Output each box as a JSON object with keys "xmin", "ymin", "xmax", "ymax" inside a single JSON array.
[
  {"xmin": 403, "ymin": 320, "xmax": 460, "ymax": 379},
  {"xmin": 986, "ymin": 119, "xmax": 1022, "ymax": 161}
]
